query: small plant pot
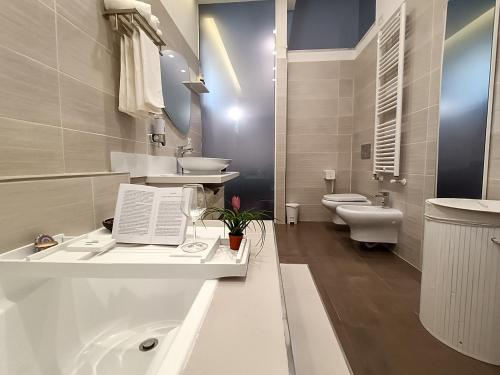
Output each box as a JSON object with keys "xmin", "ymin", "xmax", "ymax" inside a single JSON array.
[{"xmin": 229, "ymin": 234, "xmax": 244, "ymax": 250}]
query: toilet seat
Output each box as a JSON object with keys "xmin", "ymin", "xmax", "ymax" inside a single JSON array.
[
  {"xmin": 321, "ymin": 193, "xmax": 371, "ymax": 225},
  {"xmin": 322, "ymin": 193, "xmax": 368, "ymax": 202}
]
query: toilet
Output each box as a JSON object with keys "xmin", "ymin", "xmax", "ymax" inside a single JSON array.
[
  {"xmin": 321, "ymin": 194, "xmax": 371, "ymax": 225},
  {"xmin": 336, "ymin": 205, "xmax": 403, "ymax": 244}
]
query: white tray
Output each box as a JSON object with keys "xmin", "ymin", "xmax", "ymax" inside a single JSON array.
[{"xmin": 0, "ymin": 228, "xmax": 251, "ymax": 279}]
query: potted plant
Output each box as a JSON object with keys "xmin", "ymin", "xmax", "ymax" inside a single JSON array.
[{"xmin": 201, "ymin": 196, "xmax": 269, "ymax": 251}]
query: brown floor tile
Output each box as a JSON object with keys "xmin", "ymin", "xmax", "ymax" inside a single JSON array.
[{"xmin": 276, "ymin": 222, "xmax": 500, "ymax": 375}]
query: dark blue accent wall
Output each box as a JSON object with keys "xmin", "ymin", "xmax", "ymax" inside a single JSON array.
[
  {"xmin": 358, "ymin": 0, "xmax": 376, "ymax": 40},
  {"xmin": 288, "ymin": 0, "xmax": 375, "ymax": 50}
]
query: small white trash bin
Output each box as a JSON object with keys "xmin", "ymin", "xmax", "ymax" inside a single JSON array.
[{"xmin": 286, "ymin": 203, "xmax": 300, "ymax": 224}]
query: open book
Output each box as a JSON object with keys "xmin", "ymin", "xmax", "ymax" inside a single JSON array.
[{"xmin": 112, "ymin": 184, "xmax": 189, "ymax": 245}]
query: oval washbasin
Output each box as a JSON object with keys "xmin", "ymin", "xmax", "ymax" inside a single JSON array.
[{"xmin": 178, "ymin": 157, "xmax": 231, "ymax": 174}]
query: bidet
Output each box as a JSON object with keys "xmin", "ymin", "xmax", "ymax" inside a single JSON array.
[{"xmin": 336, "ymin": 205, "xmax": 403, "ymax": 243}]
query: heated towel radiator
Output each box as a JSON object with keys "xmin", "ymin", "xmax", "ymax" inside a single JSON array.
[{"xmin": 373, "ymin": 3, "xmax": 406, "ymax": 178}]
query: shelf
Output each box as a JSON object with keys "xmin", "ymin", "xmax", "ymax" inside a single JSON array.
[
  {"xmin": 182, "ymin": 81, "xmax": 209, "ymax": 94},
  {"xmin": 0, "ymin": 226, "xmax": 251, "ymax": 279},
  {"xmin": 103, "ymin": 9, "xmax": 166, "ymax": 48}
]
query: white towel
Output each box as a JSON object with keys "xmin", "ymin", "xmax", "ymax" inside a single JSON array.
[
  {"xmin": 149, "ymin": 15, "xmax": 160, "ymax": 30},
  {"xmin": 134, "ymin": 1, "xmax": 151, "ymax": 20},
  {"xmin": 132, "ymin": 28, "xmax": 164, "ymax": 114},
  {"xmin": 118, "ymin": 36, "xmax": 128, "ymax": 114},
  {"xmin": 104, "ymin": 0, "xmax": 135, "ymax": 10},
  {"xmin": 117, "ymin": 34, "xmax": 149, "ymax": 118}
]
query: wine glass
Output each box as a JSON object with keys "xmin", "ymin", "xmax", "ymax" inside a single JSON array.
[{"xmin": 180, "ymin": 184, "xmax": 208, "ymax": 253}]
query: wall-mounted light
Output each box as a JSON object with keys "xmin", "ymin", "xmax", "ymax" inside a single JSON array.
[{"xmin": 227, "ymin": 106, "xmax": 243, "ymax": 122}]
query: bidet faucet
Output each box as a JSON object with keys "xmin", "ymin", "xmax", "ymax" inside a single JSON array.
[{"xmin": 375, "ymin": 191, "xmax": 390, "ymax": 207}]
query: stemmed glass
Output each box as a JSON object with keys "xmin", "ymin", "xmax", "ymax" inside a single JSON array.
[{"xmin": 180, "ymin": 184, "xmax": 208, "ymax": 253}]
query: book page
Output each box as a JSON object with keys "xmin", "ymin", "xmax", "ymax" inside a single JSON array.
[
  {"xmin": 150, "ymin": 187, "xmax": 190, "ymax": 245},
  {"xmin": 112, "ymin": 184, "xmax": 157, "ymax": 244}
]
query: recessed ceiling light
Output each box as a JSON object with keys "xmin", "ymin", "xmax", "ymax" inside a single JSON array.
[
  {"xmin": 180, "ymin": 69, "xmax": 186, "ymax": 73},
  {"xmin": 168, "ymin": 54, "xmax": 174, "ymax": 58}
]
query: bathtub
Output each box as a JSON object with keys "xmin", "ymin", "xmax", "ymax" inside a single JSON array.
[{"xmin": 0, "ymin": 277, "xmax": 217, "ymax": 375}]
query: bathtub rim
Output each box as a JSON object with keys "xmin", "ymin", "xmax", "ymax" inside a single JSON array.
[{"xmin": 146, "ymin": 279, "xmax": 218, "ymax": 375}]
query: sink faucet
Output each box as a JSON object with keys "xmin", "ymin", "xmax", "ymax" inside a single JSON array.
[
  {"xmin": 176, "ymin": 138, "xmax": 193, "ymax": 174},
  {"xmin": 375, "ymin": 191, "xmax": 390, "ymax": 207}
]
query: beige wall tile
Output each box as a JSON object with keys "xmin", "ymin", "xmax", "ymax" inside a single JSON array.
[
  {"xmin": 0, "ymin": 178, "xmax": 95, "ymax": 253},
  {"xmin": 287, "ymin": 117, "xmax": 338, "ymax": 135},
  {"xmin": 57, "ymin": 15, "xmax": 118, "ymax": 95},
  {"xmin": 40, "ymin": 0, "xmax": 55, "ymax": 9},
  {"xmin": 60, "ymin": 75, "xmax": 147, "ymax": 141},
  {"xmin": 286, "ymin": 57, "xmax": 354, "ymax": 221},
  {"xmin": 338, "ymin": 97, "xmax": 353, "ymax": 116},
  {"xmin": 287, "ymin": 134, "xmax": 342, "ymax": 153},
  {"xmin": 0, "ymin": 0, "xmax": 57, "ymax": 68},
  {"xmin": 339, "ymin": 61, "xmax": 354, "ymax": 79},
  {"xmin": 349, "ymin": 0, "xmax": 447, "ymax": 267},
  {"xmin": 287, "ymin": 151, "xmax": 338, "ymax": 170},
  {"xmin": 295, "ymin": 204, "xmax": 331, "ymax": 222},
  {"xmin": 288, "ymin": 61, "xmax": 339, "ymax": 80},
  {"xmin": 0, "ymin": 47, "xmax": 60, "ymax": 126},
  {"xmin": 0, "ymin": 118, "xmax": 64, "ymax": 176},
  {"xmin": 339, "ymin": 79, "xmax": 354, "ymax": 98},
  {"xmin": 424, "ymin": 175, "xmax": 436, "ymax": 201},
  {"xmin": 287, "ymin": 187, "xmax": 331, "ymax": 205},
  {"xmin": 400, "ymin": 142, "xmax": 426, "ymax": 174},
  {"xmin": 92, "ymin": 174, "xmax": 130, "ymax": 226},
  {"xmin": 401, "ymin": 109, "xmax": 428, "ymax": 145},
  {"xmin": 63, "ymin": 129, "xmax": 147, "ymax": 173},
  {"xmin": 288, "ymin": 80, "xmax": 339, "ymax": 100},
  {"xmin": 288, "ymin": 98, "xmax": 338, "ymax": 119},
  {"xmin": 56, "ymin": 0, "xmax": 116, "ymax": 51},
  {"xmin": 338, "ymin": 116, "xmax": 353, "ymax": 134}
]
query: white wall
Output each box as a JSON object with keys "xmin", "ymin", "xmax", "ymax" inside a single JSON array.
[
  {"xmin": 376, "ymin": 0, "xmax": 404, "ymax": 25},
  {"xmin": 160, "ymin": 0, "xmax": 199, "ymax": 57}
]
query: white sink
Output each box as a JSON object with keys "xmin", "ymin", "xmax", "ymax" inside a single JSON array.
[{"xmin": 178, "ymin": 157, "xmax": 231, "ymax": 174}]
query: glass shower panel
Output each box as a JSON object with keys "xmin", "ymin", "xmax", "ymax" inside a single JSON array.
[
  {"xmin": 199, "ymin": 1, "xmax": 275, "ymax": 213},
  {"xmin": 437, "ymin": 0, "xmax": 496, "ymax": 198}
]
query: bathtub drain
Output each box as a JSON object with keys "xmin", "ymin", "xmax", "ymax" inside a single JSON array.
[{"xmin": 139, "ymin": 338, "xmax": 159, "ymax": 352}]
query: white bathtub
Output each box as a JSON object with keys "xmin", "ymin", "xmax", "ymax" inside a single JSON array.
[{"xmin": 0, "ymin": 277, "xmax": 217, "ymax": 375}]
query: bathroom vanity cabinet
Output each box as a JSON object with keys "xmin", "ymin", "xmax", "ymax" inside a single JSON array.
[{"xmin": 420, "ymin": 199, "xmax": 500, "ymax": 365}]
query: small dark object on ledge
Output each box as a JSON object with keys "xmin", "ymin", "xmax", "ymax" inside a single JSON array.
[
  {"xmin": 102, "ymin": 218, "xmax": 114, "ymax": 231},
  {"xmin": 34, "ymin": 234, "xmax": 58, "ymax": 253}
]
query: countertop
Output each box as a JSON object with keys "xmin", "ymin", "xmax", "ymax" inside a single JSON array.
[
  {"xmin": 145, "ymin": 171, "xmax": 239, "ymax": 185},
  {"xmin": 183, "ymin": 221, "xmax": 292, "ymax": 375}
]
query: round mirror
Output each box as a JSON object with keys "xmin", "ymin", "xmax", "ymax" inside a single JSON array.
[{"xmin": 160, "ymin": 50, "xmax": 191, "ymax": 135}]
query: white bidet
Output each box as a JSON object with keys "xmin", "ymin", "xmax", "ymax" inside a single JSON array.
[{"xmin": 336, "ymin": 205, "xmax": 403, "ymax": 244}]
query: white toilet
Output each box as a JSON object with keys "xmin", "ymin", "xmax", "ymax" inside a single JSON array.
[
  {"xmin": 336, "ymin": 205, "xmax": 403, "ymax": 244},
  {"xmin": 321, "ymin": 193, "xmax": 371, "ymax": 225}
]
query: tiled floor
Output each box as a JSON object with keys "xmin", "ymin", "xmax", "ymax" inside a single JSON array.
[{"xmin": 275, "ymin": 222, "xmax": 500, "ymax": 375}]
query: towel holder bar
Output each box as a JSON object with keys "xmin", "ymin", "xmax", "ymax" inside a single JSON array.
[{"xmin": 103, "ymin": 9, "xmax": 166, "ymax": 54}]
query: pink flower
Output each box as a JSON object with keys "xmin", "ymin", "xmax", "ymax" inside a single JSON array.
[{"xmin": 231, "ymin": 195, "xmax": 241, "ymax": 212}]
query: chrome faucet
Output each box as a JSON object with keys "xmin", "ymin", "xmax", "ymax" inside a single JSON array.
[
  {"xmin": 375, "ymin": 191, "xmax": 390, "ymax": 207},
  {"xmin": 176, "ymin": 138, "xmax": 193, "ymax": 174}
]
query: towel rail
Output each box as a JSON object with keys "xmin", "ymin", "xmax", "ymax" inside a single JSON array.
[
  {"xmin": 373, "ymin": 2, "xmax": 406, "ymax": 179},
  {"xmin": 103, "ymin": 9, "xmax": 166, "ymax": 52}
]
